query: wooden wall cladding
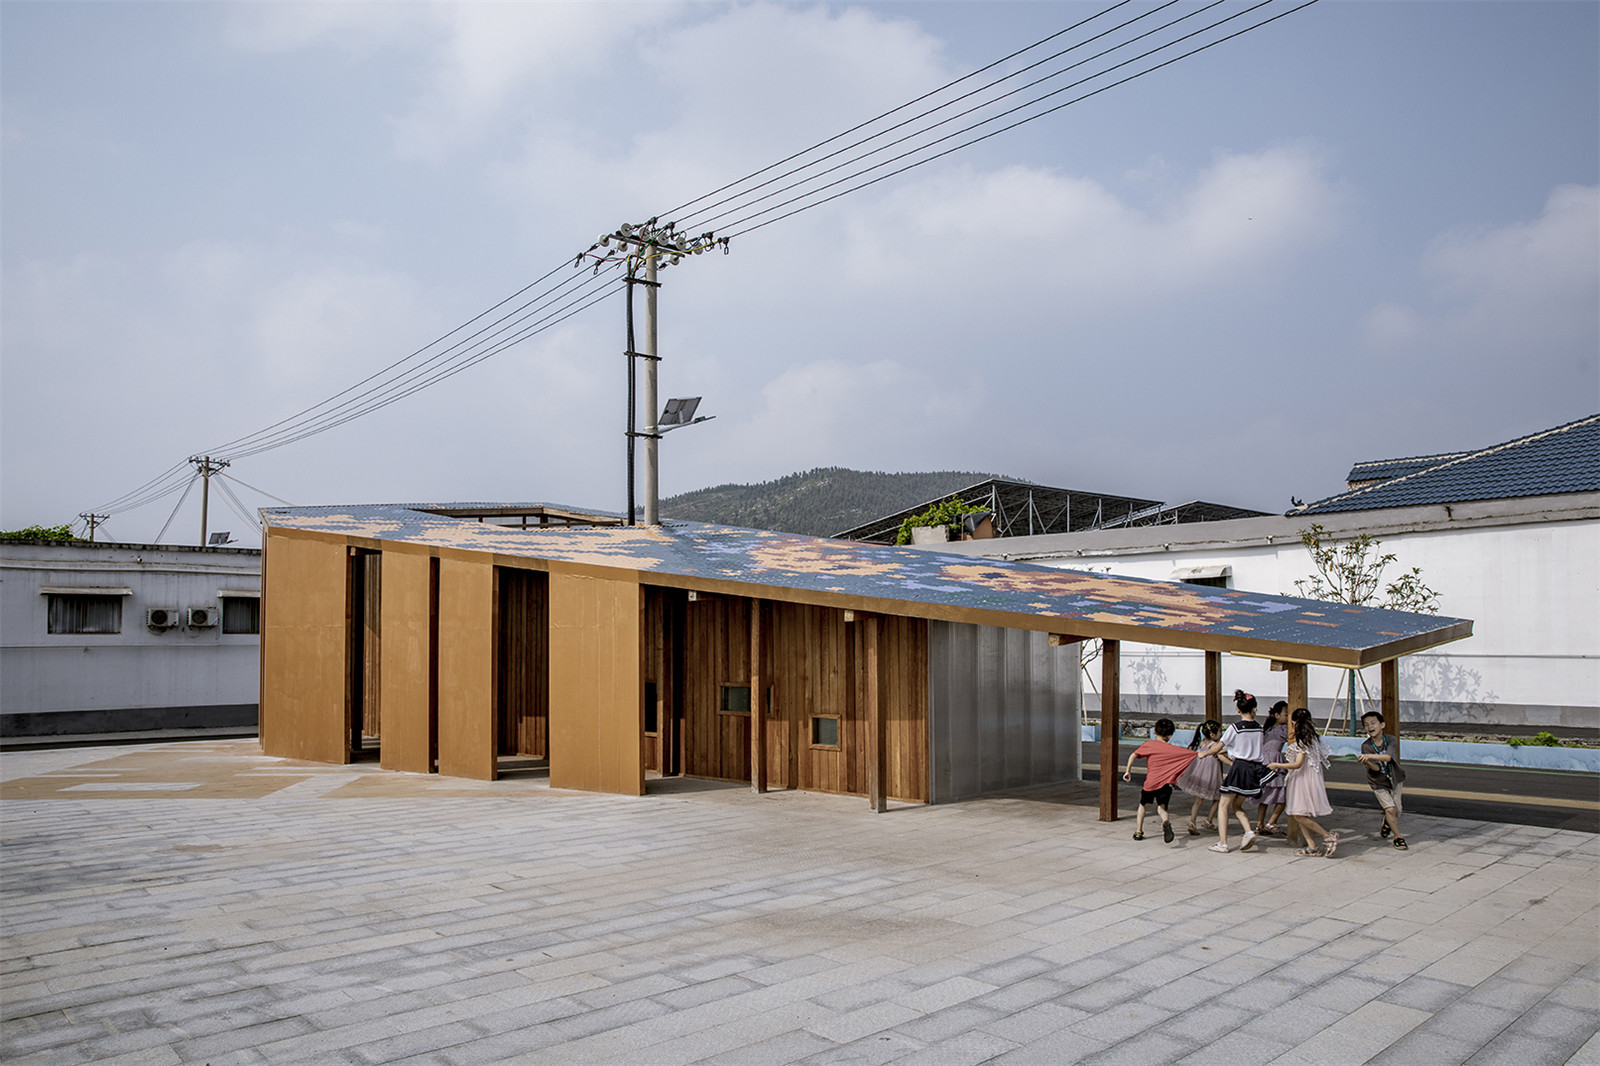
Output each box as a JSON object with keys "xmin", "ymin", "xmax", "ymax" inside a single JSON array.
[
  {"xmin": 380, "ymin": 550, "xmax": 435, "ymax": 774},
  {"xmin": 260, "ymin": 531, "xmax": 350, "ymax": 764},
  {"xmin": 437, "ymin": 557, "xmax": 497, "ymax": 780},
  {"xmin": 496, "ymin": 567, "xmax": 549, "ymax": 758},
  {"xmin": 677, "ymin": 595, "xmax": 929, "ymax": 802},
  {"xmin": 548, "ymin": 570, "xmax": 643, "ymax": 796}
]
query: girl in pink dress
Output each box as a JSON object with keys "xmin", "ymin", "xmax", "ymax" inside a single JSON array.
[
  {"xmin": 1176, "ymin": 720, "xmax": 1224, "ymax": 834},
  {"xmin": 1268, "ymin": 708, "xmax": 1339, "ymax": 857}
]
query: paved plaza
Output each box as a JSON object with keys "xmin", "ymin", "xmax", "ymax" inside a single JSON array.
[{"xmin": 2, "ymin": 740, "xmax": 1596, "ymax": 1065}]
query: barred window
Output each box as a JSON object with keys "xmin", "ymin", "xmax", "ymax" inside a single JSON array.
[
  {"xmin": 222, "ymin": 597, "xmax": 260, "ymax": 635},
  {"xmin": 47, "ymin": 594, "xmax": 122, "ymax": 634}
]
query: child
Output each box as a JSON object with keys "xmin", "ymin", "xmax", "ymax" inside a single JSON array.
[
  {"xmin": 1255, "ymin": 701, "xmax": 1289, "ymax": 836},
  {"xmin": 1122, "ymin": 718, "xmax": 1198, "ymax": 843},
  {"xmin": 1175, "ymin": 720, "xmax": 1224, "ymax": 834},
  {"xmin": 1209, "ymin": 690, "xmax": 1273, "ymax": 853},
  {"xmin": 1356, "ymin": 709, "xmax": 1408, "ymax": 850},
  {"xmin": 1267, "ymin": 708, "xmax": 1339, "ymax": 856}
]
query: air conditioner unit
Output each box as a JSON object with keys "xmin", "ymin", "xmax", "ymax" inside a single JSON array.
[
  {"xmin": 146, "ymin": 607, "xmax": 181, "ymax": 629},
  {"xmin": 187, "ymin": 606, "xmax": 219, "ymax": 628}
]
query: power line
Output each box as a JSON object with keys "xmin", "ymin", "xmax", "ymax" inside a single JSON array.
[{"xmin": 89, "ymin": 1, "xmax": 1320, "ymax": 517}]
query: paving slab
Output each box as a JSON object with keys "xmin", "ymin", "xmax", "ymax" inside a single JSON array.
[{"xmin": 1, "ymin": 739, "xmax": 1596, "ymax": 1065}]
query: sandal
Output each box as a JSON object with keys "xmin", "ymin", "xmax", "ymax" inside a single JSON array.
[
  {"xmin": 1295, "ymin": 847, "xmax": 1322, "ymax": 857},
  {"xmin": 1186, "ymin": 823, "xmax": 1199, "ymax": 836},
  {"xmin": 1133, "ymin": 831, "xmax": 1145, "ymax": 840},
  {"xmin": 1208, "ymin": 843, "xmax": 1230, "ymax": 853},
  {"xmin": 1393, "ymin": 837, "xmax": 1408, "ymax": 850},
  {"xmin": 1380, "ymin": 821, "xmax": 1392, "ymax": 839},
  {"xmin": 1324, "ymin": 833, "xmax": 1339, "ymax": 858},
  {"xmin": 1163, "ymin": 823, "xmax": 1175, "ymax": 843},
  {"xmin": 1199, "ymin": 820, "xmax": 1217, "ymax": 831}
]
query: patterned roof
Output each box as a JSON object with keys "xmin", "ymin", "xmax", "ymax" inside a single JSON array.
[
  {"xmin": 1304, "ymin": 414, "xmax": 1600, "ymax": 514},
  {"xmin": 264, "ymin": 503, "xmax": 1470, "ymax": 666}
]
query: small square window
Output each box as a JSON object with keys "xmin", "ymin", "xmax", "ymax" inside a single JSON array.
[
  {"xmin": 811, "ymin": 716, "xmax": 840, "ymax": 748},
  {"xmin": 222, "ymin": 597, "xmax": 260, "ymax": 634},
  {"xmin": 720, "ymin": 684, "xmax": 750, "ymax": 715},
  {"xmin": 47, "ymin": 594, "xmax": 122, "ymax": 634}
]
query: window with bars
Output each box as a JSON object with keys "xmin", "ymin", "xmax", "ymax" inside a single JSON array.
[
  {"xmin": 222, "ymin": 597, "xmax": 260, "ymax": 634},
  {"xmin": 47, "ymin": 594, "xmax": 123, "ymax": 634}
]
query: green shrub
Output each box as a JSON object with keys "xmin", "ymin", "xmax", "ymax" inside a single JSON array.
[
  {"xmin": 0, "ymin": 524, "xmax": 76, "ymax": 542},
  {"xmin": 895, "ymin": 499, "xmax": 984, "ymax": 546}
]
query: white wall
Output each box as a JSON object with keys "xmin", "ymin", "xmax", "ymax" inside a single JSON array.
[{"xmin": 1, "ymin": 541, "xmax": 261, "ymax": 730}]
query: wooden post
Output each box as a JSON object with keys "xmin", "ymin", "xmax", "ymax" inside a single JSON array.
[
  {"xmin": 1286, "ymin": 662, "xmax": 1308, "ymax": 714},
  {"xmin": 1204, "ymin": 650, "xmax": 1222, "ymax": 723},
  {"xmin": 750, "ymin": 599, "xmax": 767, "ymax": 794},
  {"xmin": 865, "ymin": 614, "xmax": 886, "ymax": 813},
  {"xmin": 1381, "ymin": 658, "xmax": 1400, "ymax": 738},
  {"xmin": 1099, "ymin": 638, "xmax": 1120, "ymax": 822}
]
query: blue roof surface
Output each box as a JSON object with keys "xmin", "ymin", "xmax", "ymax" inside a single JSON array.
[
  {"xmin": 264, "ymin": 503, "xmax": 1471, "ymax": 665},
  {"xmin": 1304, "ymin": 414, "xmax": 1600, "ymax": 514}
]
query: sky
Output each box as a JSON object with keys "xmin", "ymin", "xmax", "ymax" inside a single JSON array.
[{"xmin": 3, "ymin": 0, "xmax": 1596, "ymax": 547}]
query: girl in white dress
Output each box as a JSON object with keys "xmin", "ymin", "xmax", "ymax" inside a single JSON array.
[{"xmin": 1268, "ymin": 708, "xmax": 1339, "ymax": 857}]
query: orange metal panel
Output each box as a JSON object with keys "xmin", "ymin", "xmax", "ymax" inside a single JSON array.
[
  {"xmin": 437, "ymin": 557, "xmax": 496, "ymax": 780},
  {"xmin": 260, "ymin": 530, "xmax": 349, "ymax": 764},
  {"xmin": 380, "ymin": 550, "xmax": 434, "ymax": 774},
  {"xmin": 548, "ymin": 570, "xmax": 643, "ymax": 795}
]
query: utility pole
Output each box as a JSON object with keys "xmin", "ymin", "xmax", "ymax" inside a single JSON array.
[
  {"xmin": 577, "ymin": 219, "xmax": 727, "ymax": 525},
  {"xmin": 79, "ymin": 513, "xmax": 107, "ymax": 542},
  {"xmin": 189, "ymin": 455, "xmax": 230, "ymax": 546}
]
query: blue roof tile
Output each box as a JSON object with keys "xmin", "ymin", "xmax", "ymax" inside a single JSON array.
[{"xmin": 1304, "ymin": 415, "xmax": 1600, "ymax": 514}]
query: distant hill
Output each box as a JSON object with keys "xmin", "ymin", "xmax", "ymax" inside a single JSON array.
[{"xmin": 660, "ymin": 468, "xmax": 1013, "ymax": 537}]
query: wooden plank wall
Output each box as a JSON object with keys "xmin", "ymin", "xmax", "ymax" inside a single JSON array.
[
  {"xmin": 676, "ymin": 595, "xmax": 928, "ymax": 802},
  {"xmin": 856, "ymin": 613, "xmax": 929, "ymax": 803},
  {"xmin": 437, "ymin": 557, "xmax": 497, "ymax": 780},
  {"xmin": 548, "ymin": 569, "xmax": 644, "ymax": 795},
  {"xmin": 260, "ymin": 530, "xmax": 350, "ymax": 763},
  {"xmin": 380, "ymin": 550, "xmax": 434, "ymax": 774},
  {"xmin": 496, "ymin": 567, "xmax": 549, "ymax": 758}
]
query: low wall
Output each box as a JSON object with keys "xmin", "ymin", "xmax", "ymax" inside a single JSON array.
[{"xmin": 0, "ymin": 704, "xmax": 258, "ymax": 737}]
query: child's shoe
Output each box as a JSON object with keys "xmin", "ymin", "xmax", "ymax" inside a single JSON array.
[
  {"xmin": 1133, "ymin": 831, "xmax": 1145, "ymax": 840},
  {"xmin": 1240, "ymin": 831, "xmax": 1258, "ymax": 851},
  {"xmin": 1163, "ymin": 823, "xmax": 1174, "ymax": 843},
  {"xmin": 1208, "ymin": 843, "xmax": 1230, "ymax": 853}
]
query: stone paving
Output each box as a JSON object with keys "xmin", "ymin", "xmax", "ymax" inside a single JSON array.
[{"xmin": 1, "ymin": 739, "xmax": 1596, "ymax": 1066}]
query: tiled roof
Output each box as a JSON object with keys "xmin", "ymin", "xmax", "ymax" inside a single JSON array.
[
  {"xmin": 1303, "ymin": 414, "xmax": 1600, "ymax": 514},
  {"xmin": 1345, "ymin": 452, "xmax": 1474, "ymax": 486},
  {"xmin": 264, "ymin": 503, "xmax": 1471, "ymax": 666}
]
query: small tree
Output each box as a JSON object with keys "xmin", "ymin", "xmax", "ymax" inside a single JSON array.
[
  {"xmin": 1294, "ymin": 522, "xmax": 1439, "ymax": 734},
  {"xmin": 1294, "ymin": 523, "xmax": 1439, "ymax": 614}
]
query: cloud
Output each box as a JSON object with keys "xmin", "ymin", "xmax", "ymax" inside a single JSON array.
[
  {"xmin": 837, "ymin": 143, "xmax": 1343, "ymax": 311},
  {"xmin": 1364, "ymin": 183, "xmax": 1600, "ymax": 360}
]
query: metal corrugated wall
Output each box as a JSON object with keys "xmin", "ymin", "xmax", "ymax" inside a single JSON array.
[{"xmin": 928, "ymin": 622, "xmax": 1081, "ymax": 802}]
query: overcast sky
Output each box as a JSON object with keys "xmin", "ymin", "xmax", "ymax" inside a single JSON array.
[{"xmin": 3, "ymin": 1, "xmax": 1596, "ymax": 547}]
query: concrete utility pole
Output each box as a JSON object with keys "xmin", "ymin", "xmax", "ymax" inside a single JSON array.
[
  {"xmin": 642, "ymin": 245, "xmax": 660, "ymax": 525},
  {"xmin": 189, "ymin": 456, "xmax": 230, "ymax": 546},
  {"xmin": 78, "ymin": 513, "xmax": 107, "ymax": 543},
  {"xmin": 577, "ymin": 220, "xmax": 727, "ymax": 525}
]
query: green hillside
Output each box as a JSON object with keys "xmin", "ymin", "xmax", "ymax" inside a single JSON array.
[{"xmin": 660, "ymin": 468, "xmax": 1013, "ymax": 537}]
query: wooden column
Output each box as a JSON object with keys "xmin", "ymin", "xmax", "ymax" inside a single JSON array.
[
  {"xmin": 1286, "ymin": 662, "xmax": 1308, "ymax": 714},
  {"xmin": 1204, "ymin": 650, "xmax": 1222, "ymax": 723},
  {"xmin": 1099, "ymin": 638, "xmax": 1120, "ymax": 822},
  {"xmin": 750, "ymin": 599, "xmax": 767, "ymax": 794},
  {"xmin": 865, "ymin": 614, "xmax": 886, "ymax": 813},
  {"xmin": 1381, "ymin": 659, "xmax": 1400, "ymax": 737}
]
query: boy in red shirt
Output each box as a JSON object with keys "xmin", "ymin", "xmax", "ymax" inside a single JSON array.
[{"xmin": 1122, "ymin": 718, "xmax": 1199, "ymax": 843}]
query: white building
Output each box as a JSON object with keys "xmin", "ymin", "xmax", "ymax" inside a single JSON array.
[
  {"xmin": 932, "ymin": 415, "xmax": 1599, "ymax": 734},
  {"xmin": 1, "ymin": 539, "xmax": 261, "ymax": 737}
]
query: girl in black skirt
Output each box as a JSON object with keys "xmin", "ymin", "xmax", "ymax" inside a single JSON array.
[{"xmin": 1209, "ymin": 690, "xmax": 1275, "ymax": 853}]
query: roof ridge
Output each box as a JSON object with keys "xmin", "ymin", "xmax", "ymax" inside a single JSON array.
[{"xmin": 1306, "ymin": 413, "xmax": 1600, "ymax": 512}]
